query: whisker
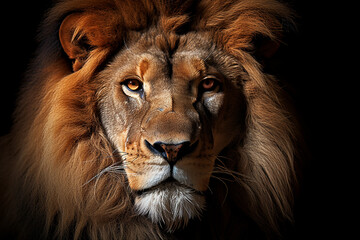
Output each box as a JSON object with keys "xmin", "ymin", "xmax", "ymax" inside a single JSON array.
[
  {"xmin": 207, "ymin": 184, "xmax": 214, "ymax": 195},
  {"xmin": 81, "ymin": 148, "xmax": 128, "ymax": 164},
  {"xmin": 82, "ymin": 156, "xmax": 126, "ymax": 187},
  {"xmin": 210, "ymin": 174, "xmax": 229, "ymax": 206},
  {"xmin": 216, "ymin": 155, "xmax": 234, "ymax": 161},
  {"xmin": 124, "ymin": 154, "xmax": 140, "ymax": 164},
  {"xmin": 214, "ymin": 156, "xmax": 251, "ymax": 182},
  {"xmin": 82, "ymin": 149, "xmax": 144, "ymax": 188}
]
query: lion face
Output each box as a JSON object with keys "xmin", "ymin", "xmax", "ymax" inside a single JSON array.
[
  {"xmin": 0, "ymin": 1, "xmax": 299, "ymax": 238},
  {"xmin": 98, "ymin": 32, "xmax": 245, "ymax": 228}
]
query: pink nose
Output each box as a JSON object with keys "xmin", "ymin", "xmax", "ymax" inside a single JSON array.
[
  {"xmin": 145, "ymin": 140, "xmax": 198, "ymax": 165},
  {"xmin": 157, "ymin": 143, "xmax": 187, "ymax": 163}
]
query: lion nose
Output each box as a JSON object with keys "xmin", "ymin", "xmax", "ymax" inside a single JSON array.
[{"xmin": 145, "ymin": 140, "xmax": 197, "ymax": 164}]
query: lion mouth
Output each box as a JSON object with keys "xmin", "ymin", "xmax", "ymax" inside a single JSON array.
[{"xmin": 134, "ymin": 177, "xmax": 204, "ymax": 196}]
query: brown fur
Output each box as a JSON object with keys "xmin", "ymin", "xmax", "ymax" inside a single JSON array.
[{"xmin": 0, "ymin": 0, "xmax": 300, "ymax": 239}]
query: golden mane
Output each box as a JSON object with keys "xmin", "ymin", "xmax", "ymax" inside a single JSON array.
[{"xmin": 0, "ymin": 0, "xmax": 300, "ymax": 239}]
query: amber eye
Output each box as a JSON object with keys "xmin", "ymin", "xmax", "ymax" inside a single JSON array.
[
  {"xmin": 123, "ymin": 79, "xmax": 143, "ymax": 92},
  {"xmin": 200, "ymin": 78, "xmax": 220, "ymax": 92}
]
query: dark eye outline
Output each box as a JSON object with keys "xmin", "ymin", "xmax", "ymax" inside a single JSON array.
[
  {"xmin": 121, "ymin": 78, "xmax": 143, "ymax": 92},
  {"xmin": 199, "ymin": 77, "xmax": 222, "ymax": 93}
]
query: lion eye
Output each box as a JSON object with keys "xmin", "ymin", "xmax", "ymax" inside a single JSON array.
[
  {"xmin": 123, "ymin": 79, "xmax": 143, "ymax": 92},
  {"xmin": 200, "ymin": 78, "xmax": 221, "ymax": 92}
]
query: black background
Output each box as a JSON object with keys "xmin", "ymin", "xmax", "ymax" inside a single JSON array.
[{"xmin": 0, "ymin": 0, "xmax": 349, "ymax": 239}]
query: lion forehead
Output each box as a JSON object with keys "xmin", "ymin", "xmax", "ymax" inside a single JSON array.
[{"xmin": 112, "ymin": 33, "xmax": 214, "ymax": 77}]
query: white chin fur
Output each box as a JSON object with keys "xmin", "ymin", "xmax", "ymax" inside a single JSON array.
[{"xmin": 134, "ymin": 183, "xmax": 205, "ymax": 231}]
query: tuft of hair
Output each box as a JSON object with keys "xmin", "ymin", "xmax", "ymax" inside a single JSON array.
[{"xmin": 134, "ymin": 184, "xmax": 205, "ymax": 232}]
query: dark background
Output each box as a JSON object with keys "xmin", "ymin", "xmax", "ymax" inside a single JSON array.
[{"xmin": 0, "ymin": 0, "xmax": 349, "ymax": 239}]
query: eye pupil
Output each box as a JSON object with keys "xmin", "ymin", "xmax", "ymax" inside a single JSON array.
[
  {"xmin": 125, "ymin": 79, "xmax": 141, "ymax": 91},
  {"xmin": 202, "ymin": 79, "xmax": 214, "ymax": 89}
]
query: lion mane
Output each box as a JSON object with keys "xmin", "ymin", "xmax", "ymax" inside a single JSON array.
[{"xmin": 0, "ymin": 0, "xmax": 301, "ymax": 239}]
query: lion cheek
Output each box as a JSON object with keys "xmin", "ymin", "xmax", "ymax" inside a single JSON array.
[
  {"xmin": 173, "ymin": 158, "xmax": 215, "ymax": 192},
  {"xmin": 203, "ymin": 92, "xmax": 224, "ymax": 116}
]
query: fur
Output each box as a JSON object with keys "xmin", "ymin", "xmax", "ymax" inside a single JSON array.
[
  {"xmin": 134, "ymin": 183, "xmax": 205, "ymax": 232},
  {"xmin": 0, "ymin": 0, "xmax": 300, "ymax": 239}
]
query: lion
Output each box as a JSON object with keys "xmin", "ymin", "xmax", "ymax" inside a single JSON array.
[{"xmin": 0, "ymin": 0, "xmax": 301, "ymax": 239}]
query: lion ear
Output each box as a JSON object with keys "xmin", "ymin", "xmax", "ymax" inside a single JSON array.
[
  {"xmin": 209, "ymin": 1, "xmax": 294, "ymax": 62},
  {"xmin": 59, "ymin": 13, "xmax": 117, "ymax": 71}
]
